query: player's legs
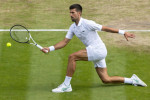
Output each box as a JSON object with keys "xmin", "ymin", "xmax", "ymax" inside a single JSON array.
[
  {"xmin": 95, "ymin": 67, "xmax": 147, "ymax": 87},
  {"xmin": 66, "ymin": 49, "xmax": 88, "ymax": 77},
  {"xmin": 52, "ymin": 49, "xmax": 88, "ymax": 93},
  {"xmin": 94, "ymin": 59, "xmax": 147, "ymax": 86},
  {"xmin": 95, "ymin": 67, "xmax": 124, "ymax": 83}
]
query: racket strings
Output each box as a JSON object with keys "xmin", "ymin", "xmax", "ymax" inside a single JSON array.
[{"xmin": 10, "ymin": 26, "xmax": 30, "ymax": 43}]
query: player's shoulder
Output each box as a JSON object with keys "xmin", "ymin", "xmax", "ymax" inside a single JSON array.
[
  {"xmin": 82, "ymin": 18, "xmax": 97, "ymax": 25},
  {"xmin": 68, "ymin": 23, "xmax": 76, "ymax": 30}
]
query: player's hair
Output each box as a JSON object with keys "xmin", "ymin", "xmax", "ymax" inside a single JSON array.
[{"xmin": 69, "ymin": 4, "xmax": 82, "ymax": 13}]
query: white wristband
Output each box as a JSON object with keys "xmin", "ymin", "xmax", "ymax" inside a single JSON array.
[
  {"xmin": 49, "ymin": 46, "xmax": 55, "ymax": 52},
  {"xmin": 118, "ymin": 30, "xmax": 125, "ymax": 35}
]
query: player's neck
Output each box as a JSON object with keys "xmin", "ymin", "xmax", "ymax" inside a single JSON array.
[{"xmin": 75, "ymin": 17, "xmax": 81, "ymax": 26}]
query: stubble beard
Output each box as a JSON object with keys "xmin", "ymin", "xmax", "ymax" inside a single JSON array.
[{"xmin": 71, "ymin": 17, "xmax": 76, "ymax": 22}]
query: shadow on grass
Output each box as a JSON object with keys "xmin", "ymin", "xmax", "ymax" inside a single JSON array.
[
  {"xmin": 72, "ymin": 83, "xmax": 127, "ymax": 90},
  {"xmin": 91, "ymin": 83, "xmax": 125, "ymax": 88}
]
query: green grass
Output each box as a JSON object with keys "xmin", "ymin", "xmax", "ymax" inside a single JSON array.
[
  {"xmin": 0, "ymin": 32, "xmax": 30, "ymax": 100},
  {"xmin": 0, "ymin": 0, "xmax": 150, "ymax": 100},
  {"xmin": 0, "ymin": 32, "xmax": 150, "ymax": 100}
]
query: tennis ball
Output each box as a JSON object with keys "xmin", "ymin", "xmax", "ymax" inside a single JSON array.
[{"xmin": 6, "ymin": 42, "xmax": 11, "ymax": 47}]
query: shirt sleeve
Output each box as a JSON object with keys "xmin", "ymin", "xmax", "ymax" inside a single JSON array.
[
  {"xmin": 86, "ymin": 20, "xmax": 103, "ymax": 31},
  {"xmin": 65, "ymin": 24, "xmax": 74, "ymax": 39}
]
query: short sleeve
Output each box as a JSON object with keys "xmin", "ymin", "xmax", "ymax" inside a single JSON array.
[
  {"xmin": 65, "ymin": 24, "xmax": 74, "ymax": 39},
  {"xmin": 86, "ymin": 20, "xmax": 102, "ymax": 31}
]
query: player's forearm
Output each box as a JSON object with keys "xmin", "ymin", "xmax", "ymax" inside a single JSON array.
[
  {"xmin": 102, "ymin": 26, "xmax": 118, "ymax": 33},
  {"xmin": 48, "ymin": 38, "xmax": 70, "ymax": 52},
  {"xmin": 52, "ymin": 38, "xmax": 70, "ymax": 51},
  {"xmin": 48, "ymin": 41, "xmax": 66, "ymax": 52},
  {"xmin": 54, "ymin": 40, "xmax": 68, "ymax": 50}
]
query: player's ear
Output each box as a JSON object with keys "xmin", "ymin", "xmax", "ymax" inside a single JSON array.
[{"xmin": 78, "ymin": 11, "xmax": 82, "ymax": 16}]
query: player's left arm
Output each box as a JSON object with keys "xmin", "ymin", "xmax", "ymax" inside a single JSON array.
[{"xmin": 101, "ymin": 26, "xmax": 135, "ymax": 41}]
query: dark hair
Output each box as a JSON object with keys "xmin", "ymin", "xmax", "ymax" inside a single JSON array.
[{"xmin": 69, "ymin": 4, "xmax": 82, "ymax": 13}]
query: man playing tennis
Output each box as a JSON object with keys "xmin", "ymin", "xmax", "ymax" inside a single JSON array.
[{"xmin": 41, "ymin": 4, "xmax": 147, "ymax": 93}]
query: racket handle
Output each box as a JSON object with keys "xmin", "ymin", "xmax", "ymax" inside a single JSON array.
[{"xmin": 36, "ymin": 44, "xmax": 48, "ymax": 53}]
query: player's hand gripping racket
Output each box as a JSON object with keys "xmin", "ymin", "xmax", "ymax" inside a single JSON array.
[{"xmin": 10, "ymin": 25, "xmax": 48, "ymax": 53}]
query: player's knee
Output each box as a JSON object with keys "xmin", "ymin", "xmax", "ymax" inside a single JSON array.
[
  {"xmin": 69, "ymin": 53, "xmax": 77, "ymax": 61},
  {"xmin": 102, "ymin": 79, "xmax": 111, "ymax": 84},
  {"xmin": 101, "ymin": 78, "xmax": 111, "ymax": 84}
]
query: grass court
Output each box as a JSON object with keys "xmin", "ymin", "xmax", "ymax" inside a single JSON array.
[{"xmin": 0, "ymin": 0, "xmax": 150, "ymax": 100}]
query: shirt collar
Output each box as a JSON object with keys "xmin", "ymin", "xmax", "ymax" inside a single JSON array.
[
  {"xmin": 78, "ymin": 17, "xmax": 83, "ymax": 26},
  {"xmin": 76, "ymin": 17, "xmax": 83, "ymax": 26}
]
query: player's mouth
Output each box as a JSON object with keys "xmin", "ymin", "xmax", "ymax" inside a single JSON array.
[
  {"xmin": 71, "ymin": 17, "xmax": 76, "ymax": 22},
  {"xmin": 71, "ymin": 16, "xmax": 74, "ymax": 19}
]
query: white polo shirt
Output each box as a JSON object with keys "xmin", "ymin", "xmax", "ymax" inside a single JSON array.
[{"xmin": 66, "ymin": 17, "xmax": 104, "ymax": 47}]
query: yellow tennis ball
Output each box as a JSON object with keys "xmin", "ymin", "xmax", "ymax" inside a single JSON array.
[{"xmin": 6, "ymin": 42, "xmax": 11, "ymax": 47}]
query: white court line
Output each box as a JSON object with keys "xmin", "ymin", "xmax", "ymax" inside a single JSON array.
[
  {"xmin": 125, "ymin": 30, "xmax": 150, "ymax": 32},
  {"xmin": 0, "ymin": 29, "xmax": 150, "ymax": 32},
  {"xmin": 0, "ymin": 29, "xmax": 68, "ymax": 32}
]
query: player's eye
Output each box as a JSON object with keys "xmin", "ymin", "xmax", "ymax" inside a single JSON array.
[{"xmin": 70, "ymin": 12, "xmax": 75, "ymax": 14}]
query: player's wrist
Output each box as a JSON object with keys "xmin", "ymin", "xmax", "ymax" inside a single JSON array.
[
  {"xmin": 118, "ymin": 30, "xmax": 125, "ymax": 35},
  {"xmin": 49, "ymin": 46, "xmax": 55, "ymax": 52}
]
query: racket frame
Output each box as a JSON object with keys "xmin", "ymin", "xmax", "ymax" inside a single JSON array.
[{"xmin": 10, "ymin": 25, "xmax": 45, "ymax": 50}]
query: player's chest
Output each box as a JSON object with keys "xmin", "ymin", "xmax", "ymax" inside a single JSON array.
[{"xmin": 73, "ymin": 26, "xmax": 88, "ymax": 38}]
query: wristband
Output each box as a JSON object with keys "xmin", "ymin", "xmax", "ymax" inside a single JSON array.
[
  {"xmin": 49, "ymin": 46, "xmax": 55, "ymax": 52},
  {"xmin": 118, "ymin": 30, "xmax": 125, "ymax": 35}
]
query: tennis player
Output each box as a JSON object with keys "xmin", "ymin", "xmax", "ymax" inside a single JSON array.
[{"xmin": 41, "ymin": 4, "xmax": 147, "ymax": 93}]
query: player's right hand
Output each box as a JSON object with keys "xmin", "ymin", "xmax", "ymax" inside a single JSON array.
[{"xmin": 41, "ymin": 47, "xmax": 50, "ymax": 53}]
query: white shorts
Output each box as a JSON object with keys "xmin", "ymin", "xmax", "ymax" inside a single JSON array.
[{"xmin": 86, "ymin": 44, "xmax": 107, "ymax": 68}]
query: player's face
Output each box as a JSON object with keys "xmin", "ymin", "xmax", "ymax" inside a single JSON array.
[{"xmin": 70, "ymin": 9, "xmax": 81, "ymax": 22}]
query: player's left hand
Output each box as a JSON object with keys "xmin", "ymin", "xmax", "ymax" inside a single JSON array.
[{"xmin": 124, "ymin": 32, "xmax": 135, "ymax": 41}]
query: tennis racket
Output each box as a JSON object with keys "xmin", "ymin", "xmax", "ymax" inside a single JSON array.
[{"xmin": 10, "ymin": 25, "xmax": 48, "ymax": 53}]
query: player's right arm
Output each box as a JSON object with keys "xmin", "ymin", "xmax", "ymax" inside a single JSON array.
[
  {"xmin": 54, "ymin": 38, "xmax": 71, "ymax": 50},
  {"xmin": 41, "ymin": 24, "xmax": 74, "ymax": 53},
  {"xmin": 41, "ymin": 38, "xmax": 71, "ymax": 53}
]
